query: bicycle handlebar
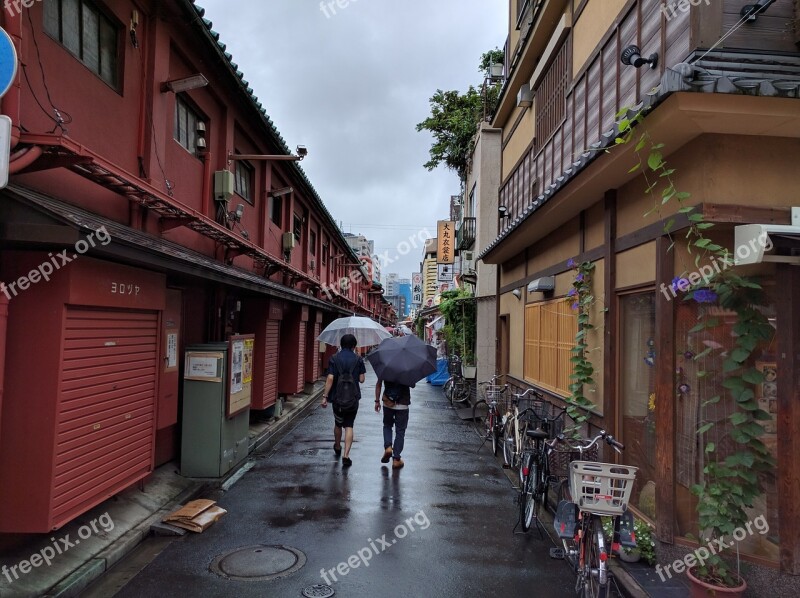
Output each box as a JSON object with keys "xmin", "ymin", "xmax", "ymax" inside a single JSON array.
[
  {"xmin": 511, "ymin": 387, "xmax": 543, "ymax": 401},
  {"xmin": 552, "ymin": 430, "xmax": 625, "ymax": 453}
]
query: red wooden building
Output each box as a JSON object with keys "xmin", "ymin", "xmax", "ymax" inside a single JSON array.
[{"xmin": 0, "ymin": 0, "xmax": 393, "ymax": 533}]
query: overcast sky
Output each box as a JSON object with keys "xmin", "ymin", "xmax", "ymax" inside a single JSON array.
[{"xmin": 198, "ymin": 0, "xmax": 506, "ymax": 280}]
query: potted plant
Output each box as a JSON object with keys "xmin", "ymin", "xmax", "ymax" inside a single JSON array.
[
  {"xmin": 603, "ymin": 516, "xmax": 656, "ymax": 566},
  {"xmin": 461, "ymin": 351, "xmax": 477, "ymax": 379},
  {"xmin": 480, "ymin": 48, "xmax": 505, "ymax": 81}
]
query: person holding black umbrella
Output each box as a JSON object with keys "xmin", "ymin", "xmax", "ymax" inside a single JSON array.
[
  {"xmin": 366, "ymin": 335, "xmax": 438, "ymax": 470},
  {"xmin": 374, "ymin": 379, "xmax": 412, "ymax": 469}
]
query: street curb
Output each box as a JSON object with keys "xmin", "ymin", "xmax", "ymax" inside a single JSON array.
[
  {"xmin": 42, "ymin": 385, "xmax": 324, "ymax": 597},
  {"xmin": 44, "ymin": 482, "xmax": 209, "ymax": 598},
  {"xmin": 609, "ymin": 560, "xmax": 651, "ymax": 598}
]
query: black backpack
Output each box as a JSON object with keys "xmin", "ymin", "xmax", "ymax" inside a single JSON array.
[{"xmin": 334, "ymin": 357, "xmax": 360, "ymax": 411}]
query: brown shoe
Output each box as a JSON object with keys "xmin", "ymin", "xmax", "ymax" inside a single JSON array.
[
  {"xmin": 381, "ymin": 446, "xmax": 393, "ymax": 463},
  {"xmin": 392, "ymin": 458, "xmax": 404, "ymax": 469}
]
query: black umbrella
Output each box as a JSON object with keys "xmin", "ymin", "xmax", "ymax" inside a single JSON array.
[{"xmin": 366, "ymin": 335, "xmax": 438, "ymax": 387}]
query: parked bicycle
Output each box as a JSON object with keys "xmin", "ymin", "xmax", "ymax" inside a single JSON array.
[
  {"xmin": 501, "ymin": 387, "xmax": 542, "ymax": 482},
  {"xmin": 443, "ymin": 354, "xmax": 470, "ymax": 406},
  {"xmin": 471, "ymin": 377, "xmax": 508, "ymax": 456},
  {"xmin": 517, "ymin": 402, "xmax": 567, "ymax": 532},
  {"xmin": 551, "ymin": 430, "xmax": 638, "ymax": 598}
]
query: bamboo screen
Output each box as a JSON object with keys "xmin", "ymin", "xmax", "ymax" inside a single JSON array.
[{"xmin": 524, "ymin": 298, "xmax": 576, "ymax": 396}]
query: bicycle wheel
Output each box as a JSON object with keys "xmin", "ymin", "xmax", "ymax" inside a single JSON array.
[
  {"xmin": 519, "ymin": 453, "xmax": 536, "ymax": 531},
  {"xmin": 581, "ymin": 518, "xmax": 608, "ymax": 598},
  {"xmin": 502, "ymin": 420, "xmax": 514, "ymax": 467},
  {"xmin": 472, "ymin": 399, "xmax": 489, "ymax": 439},
  {"xmin": 489, "ymin": 408, "xmax": 498, "ymax": 456},
  {"xmin": 443, "ymin": 378, "xmax": 454, "ymax": 405},
  {"xmin": 452, "ymin": 379, "xmax": 471, "ymax": 405}
]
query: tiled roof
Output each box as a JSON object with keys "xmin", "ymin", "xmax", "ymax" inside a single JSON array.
[
  {"xmin": 478, "ymin": 51, "xmax": 800, "ymax": 261},
  {"xmin": 184, "ymin": 1, "xmax": 362, "ymax": 265}
]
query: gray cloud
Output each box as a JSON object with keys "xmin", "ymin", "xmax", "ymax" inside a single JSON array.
[{"xmin": 198, "ymin": 0, "xmax": 505, "ymax": 278}]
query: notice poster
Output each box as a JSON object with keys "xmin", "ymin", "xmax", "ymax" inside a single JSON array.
[
  {"xmin": 230, "ymin": 340, "xmax": 244, "ymax": 394},
  {"xmin": 185, "ymin": 353, "xmax": 223, "ymax": 382},
  {"xmin": 166, "ymin": 332, "xmax": 178, "ymax": 370},
  {"xmin": 243, "ymin": 338, "xmax": 254, "ymax": 384}
]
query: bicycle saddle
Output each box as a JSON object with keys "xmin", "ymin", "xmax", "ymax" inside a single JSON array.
[{"xmin": 526, "ymin": 428, "xmax": 549, "ymax": 440}]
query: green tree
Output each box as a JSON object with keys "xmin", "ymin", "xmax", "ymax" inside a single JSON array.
[{"xmin": 416, "ymin": 49, "xmax": 504, "ymax": 182}]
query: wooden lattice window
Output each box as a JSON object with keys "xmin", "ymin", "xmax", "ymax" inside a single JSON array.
[
  {"xmin": 534, "ymin": 39, "xmax": 569, "ymax": 148},
  {"xmin": 524, "ymin": 298, "xmax": 576, "ymax": 396}
]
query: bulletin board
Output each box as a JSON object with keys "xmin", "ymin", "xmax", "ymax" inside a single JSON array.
[{"xmin": 227, "ymin": 334, "xmax": 254, "ymax": 418}]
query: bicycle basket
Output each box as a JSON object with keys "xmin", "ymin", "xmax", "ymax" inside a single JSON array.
[
  {"xmin": 548, "ymin": 444, "xmax": 598, "ymax": 479},
  {"xmin": 569, "ymin": 461, "xmax": 638, "ymax": 517},
  {"xmin": 447, "ymin": 355, "xmax": 462, "ymax": 375},
  {"xmin": 485, "ymin": 384, "xmax": 505, "ymax": 403}
]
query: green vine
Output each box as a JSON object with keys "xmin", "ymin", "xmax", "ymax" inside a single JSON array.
[
  {"xmin": 614, "ymin": 107, "xmax": 776, "ymax": 587},
  {"xmin": 566, "ymin": 259, "xmax": 598, "ymax": 430},
  {"xmin": 439, "ymin": 289, "xmax": 477, "ymax": 364}
]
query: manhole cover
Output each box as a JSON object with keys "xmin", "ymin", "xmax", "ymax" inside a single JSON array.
[
  {"xmin": 421, "ymin": 401, "xmax": 451, "ymax": 410},
  {"xmin": 302, "ymin": 584, "xmax": 335, "ymax": 597},
  {"xmin": 209, "ymin": 545, "xmax": 306, "ymax": 581}
]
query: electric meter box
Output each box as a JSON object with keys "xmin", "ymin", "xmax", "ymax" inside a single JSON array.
[{"xmin": 181, "ymin": 336, "xmax": 254, "ymax": 478}]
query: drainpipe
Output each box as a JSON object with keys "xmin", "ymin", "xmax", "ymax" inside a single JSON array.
[
  {"xmin": 0, "ymin": 291, "xmax": 8, "ymax": 436},
  {"xmin": 201, "ymin": 150, "xmax": 212, "ymax": 217},
  {"xmin": 0, "ymin": 9, "xmax": 22, "ymax": 149},
  {"xmin": 8, "ymin": 145, "xmax": 42, "ymax": 174},
  {"xmin": 8, "ymin": 145, "xmax": 43, "ymax": 174}
]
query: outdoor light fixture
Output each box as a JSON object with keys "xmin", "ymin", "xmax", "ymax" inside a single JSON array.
[
  {"xmin": 740, "ymin": 0, "xmax": 776, "ymax": 20},
  {"xmin": 512, "ymin": 288, "xmax": 522, "ymax": 300},
  {"xmin": 228, "ymin": 145, "xmax": 308, "ymax": 163},
  {"xmin": 621, "ymin": 45, "xmax": 658, "ymax": 69},
  {"xmin": 269, "ymin": 186, "xmax": 293, "ymax": 197},
  {"xmin": 161, "ymin": 74, "xmax": 209, "ymax": 93},
  {"xmin": 498, "ymin": 205, "xmax": 510, "ymax": 219}
]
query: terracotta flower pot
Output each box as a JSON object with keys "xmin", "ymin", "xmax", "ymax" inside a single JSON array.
[{"xmin": 686, "ymin": 567, "xmax": 746, "ymax": 597}]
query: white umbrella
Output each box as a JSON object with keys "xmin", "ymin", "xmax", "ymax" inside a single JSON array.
[{"xmin": 317, "ymin": 316, "xmax": 392, "ymax": 347}]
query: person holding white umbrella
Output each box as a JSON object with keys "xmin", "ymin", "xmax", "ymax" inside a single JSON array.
[{"xmin": 321, "ymin": 334, "xmax": 366, "ymax": 467}]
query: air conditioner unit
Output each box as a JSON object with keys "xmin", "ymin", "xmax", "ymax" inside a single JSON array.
[
  {"xmin": 734, "ymin": 221, "xmax": 800, "ymax": 265},
  {"xmin": 517, "ymin": 83, "xmax": 533, "ymax": 108},
  {"xmin": 214, "ymin": 170, "xmax": 234, "ymax": 202},
  {"xmin": 282, "ymin": 231, "xmax": 296, "ymax": 251}
]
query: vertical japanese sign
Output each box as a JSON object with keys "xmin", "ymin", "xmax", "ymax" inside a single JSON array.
[
  {"xmin": 412, "ymin": 272, "xmax": 422, "ymax": 305},
  {"xmin": 437, "ymin": 221, "xmax": 454, "ymax": 265}
]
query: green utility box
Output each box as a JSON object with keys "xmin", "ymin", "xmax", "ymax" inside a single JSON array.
[{"xmin": 180, "ymin": 338, "xmax": 254, "ymax": 477}]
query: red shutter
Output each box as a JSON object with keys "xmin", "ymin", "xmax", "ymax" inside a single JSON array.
[
  {"xmin": 297, "ymin": 322, "xmax": 307, "ymax": 390},
  {"xmin": 53, "ymin": 308, "xmax": 158, "ymax": 526}
]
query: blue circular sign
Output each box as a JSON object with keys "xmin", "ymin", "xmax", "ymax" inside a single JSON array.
[{"xmin": 0, "ymin": 26, "xmax": 18, "ymax": 100}]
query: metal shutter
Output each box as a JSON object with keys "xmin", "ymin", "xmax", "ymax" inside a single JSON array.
[
  {"xmin": 263, "ymin": 319, "xmax": 280, "ymax": 408},
  {"xmin": 53, "ymin": 308, "xmax": 158, "ymax": 525},
  {"xmin": 297, "ymin": 321, "xmax": 307, "ymax": 390}
]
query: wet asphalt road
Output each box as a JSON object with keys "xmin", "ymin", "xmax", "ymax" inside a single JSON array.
[{"xmin": 110, "ymin": 365, "xmax": 574, "ymax": 598}]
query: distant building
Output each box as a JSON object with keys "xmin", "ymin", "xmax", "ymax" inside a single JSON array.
[
  {"xmin": 421, "ymin": 238, "xmax": 438, "ymax": 306},
  {"xmin": 398, "ymin": 279, "xmax": 411, "ymax": 318}
]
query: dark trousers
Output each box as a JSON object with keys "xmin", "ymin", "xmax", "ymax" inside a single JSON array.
[{"xmin": 383, "ymin": 407, "xmax": 409, "ymax": 459}]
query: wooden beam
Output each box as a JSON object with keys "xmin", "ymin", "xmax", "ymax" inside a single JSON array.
[
  {"xmin": 498, "ymin": 246, "xmax": 604, "ymax": 295},
  {"xmin": 777, "ymin": 263, "xmax": 800, "ymax": 574},
  {"xmin": 702, "ymin": 203, "xmax": 792, "ymax": 225},
  {"xmin": 654, "ymin": 235, "xmax": 675, "ymax": 544},
  {"xmin": 603, "ymin": 191, "xmax": 617, "ymax": 432}
]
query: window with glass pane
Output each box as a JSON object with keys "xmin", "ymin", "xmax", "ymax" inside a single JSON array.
[
  {"xmin": 270, "ymin": 196, "xmax": 282, "ymax": 226},
  {"xmin": 674, "ymin": 287, "xmax": 779, "ymax": 562},
  {"xmin": 620, "ymin": 293, "xmax": 657, "ymax": 521},
  {"xmin": 174, "ymin": 96, "xmax": 200, "ymax": 155},
  {"xmin": 234, "ymin": 160, "xmax": 253, "ymax": 204},
  {"xmin": 44, "ymin": 0, "xmax": 118, "ymax": 88},
  {"xmin": 309, "ymin": 231, "xmax": 317, "ymax": 256},
  {"xmin": 293, "ymin": 214, "xmax": 302, "ymax": 243}
]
